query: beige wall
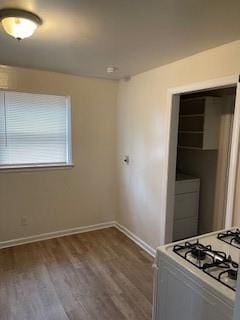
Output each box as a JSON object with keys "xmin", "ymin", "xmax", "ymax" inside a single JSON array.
[
  {"xmin": 2, "ymin": 40, "xmax": 240, "ymax": 249},
  {"xmin": 117, "ymin": 40, "xmax": 240, "ymax": 250},
  {"xmin": 0, "ymin": 65, "xmax": 118, "ymax": 242}
]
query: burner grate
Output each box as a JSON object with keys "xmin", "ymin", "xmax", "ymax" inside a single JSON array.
[
  {"xmin": 202, "ymin": 257, "xmax": 238, "ymax": 291},
  {"xmin": 217, "ymin": 229, "xmax": 240, "ymax": 248},
  {"xmin": 173, "ymin": 240, "xmax": 238, "ymax": 291}
]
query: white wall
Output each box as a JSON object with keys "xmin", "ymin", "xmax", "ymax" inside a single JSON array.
[
  {"xmin": 0, "ymin": 65, "xmax": 118, "ymax": 242},
  {"xmin": 117, "ymin": 40, "xmax": 240, "ymax": 250}
]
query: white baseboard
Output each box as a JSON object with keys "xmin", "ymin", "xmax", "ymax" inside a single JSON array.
[
  {"xmin": 0, "ymin": 220, "xmax": 156, "ymax": 257},
  {"xmin": 0, "ymin": 221, "xmax": 115, "ymax": 249},
  {"xmin": 115, "ymin": 222, "xmax": 156, "ymax": 257}
]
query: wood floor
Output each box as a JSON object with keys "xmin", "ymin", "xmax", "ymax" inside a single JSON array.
[{"xmin": 0, "ymin": 227, "xmax": 154, "ymax": 320}]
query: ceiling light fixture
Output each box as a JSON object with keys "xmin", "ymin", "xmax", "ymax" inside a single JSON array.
[{"xmin": 0, "ymin": 8, "xmax": 42, "ymax": 40}]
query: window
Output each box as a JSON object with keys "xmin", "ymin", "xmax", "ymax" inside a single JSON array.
[{"xmin": 0, "ymin": 91, "xmax": 72, "ymax": 169}]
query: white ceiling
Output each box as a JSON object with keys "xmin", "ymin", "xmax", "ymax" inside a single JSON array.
[{"xmin": 0, "ymin": 0, "xmax": 240, "ymax": 79}]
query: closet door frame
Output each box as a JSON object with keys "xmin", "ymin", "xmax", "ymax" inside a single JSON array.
[{"xmin": 163, "ymin": 75, "xmax": 240, "ymax": 244}]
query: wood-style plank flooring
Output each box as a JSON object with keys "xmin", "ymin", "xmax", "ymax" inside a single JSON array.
[{"xmin": 0, "ymin": 227, "xmax": 154, "ymax": 320}]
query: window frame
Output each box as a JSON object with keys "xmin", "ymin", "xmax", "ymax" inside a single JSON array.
[{"xmin": 0, "ymin": 90, "xmax": 73, "ymax": 172}]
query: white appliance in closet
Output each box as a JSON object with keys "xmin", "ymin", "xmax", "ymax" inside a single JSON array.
[{"xmin": 173, "ymin": 173, "xmax": 200, "ymax": 241}]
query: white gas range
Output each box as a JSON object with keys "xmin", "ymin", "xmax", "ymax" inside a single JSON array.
[{"xmin": 152, "ymin": 228, "xmax": 240, "ymax": 320}]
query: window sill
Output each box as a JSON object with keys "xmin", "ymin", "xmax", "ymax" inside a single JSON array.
[{"xmin": 0, "ymin": 163, "xmax": 74, "ymax": 173}]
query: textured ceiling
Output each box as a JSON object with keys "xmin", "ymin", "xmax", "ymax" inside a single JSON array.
[{"xmin": 0, "ymin": 0, "xmax": 240, "ymax": 79}]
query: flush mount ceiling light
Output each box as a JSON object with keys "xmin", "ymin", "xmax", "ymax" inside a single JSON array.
[{"xmin": 0, "ymin": 8, "xmax": 42, "ymax": 40}]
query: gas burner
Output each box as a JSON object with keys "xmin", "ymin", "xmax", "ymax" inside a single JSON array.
[
  {"xmin": 173, "ymin": 241, "xmax": 226, "ymax": 269},
  {"xmin": 191, "ymin": 247, "xmax": 206, "ymax": 260},
  {"xmin": 227, "ymin": 269, "xmax": 238, "ymax": 281},
  {"xmin": 203, "ymin": 256, "xmax": 239, "ymax": 291},
  {"xmin": 234, "ymin": 234, "xmax": 240, "ymax": 244},
  {"xmin": 217, "ymin": 229, "xmax": 240, "ymax": 248},
  {"xmin": 173, "ymin": 241, "xmax": 238, "ymax": 291}
]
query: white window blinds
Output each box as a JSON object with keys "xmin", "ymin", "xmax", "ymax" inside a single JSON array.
[{"xmin": 0, "ymin": 91, "xmax": 72, "ymax": 168}]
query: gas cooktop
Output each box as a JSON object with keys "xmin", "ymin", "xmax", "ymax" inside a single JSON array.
[{"xmin": 173, "ymin": 229, "xmax": 240, "ymax": 291}]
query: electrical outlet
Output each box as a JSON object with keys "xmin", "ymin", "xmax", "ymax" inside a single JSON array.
[{"xmin": 20, "ymin": 216, "xmax": 28, "ymax": 227}]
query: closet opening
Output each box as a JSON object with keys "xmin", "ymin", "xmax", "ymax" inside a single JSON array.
[{"xmin": 172, "ymin": 86, "xmax": 237, "ymax": 241}]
